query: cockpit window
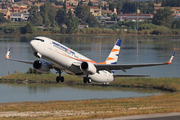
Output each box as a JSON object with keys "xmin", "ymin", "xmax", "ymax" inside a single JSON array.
[{"xmin": 33, "ymin": 38, "xmax": 44, "ymax": 42}]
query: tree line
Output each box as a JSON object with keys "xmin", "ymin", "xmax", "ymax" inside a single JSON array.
[{"xmin": 28, "ymin": 2, "xmax": 99, "ymax": 33}]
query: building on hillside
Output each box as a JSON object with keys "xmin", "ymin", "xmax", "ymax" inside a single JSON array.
[
  {"xmin": 34, "ymin": 2, "xmax": 44, "ymax": 11},
  {"xmin": 10, "ymin": 11, "xmax": 29, "ymax": 22},
  {"xmin": 90, "ymin": 6, "xmax": 101, "ymax": 16},
  {"xmin": 173, "ymin": 14, "xmax": 180, "ymax": 21},
  {"xmin": 154, "ymin": 3, "xmax": 161, "ymax": 7},
  {"xmin": 102, "ymin": 8, "xmax": 117, "ymax": 16},
  {"xmin": 154, "ymin": 7, "xmax": 180, "ymax": 14},
  {"xmin": 78, "ymin": 25, "xmax": 88, "ymax": 28},
  {"xmin": 100, "ymin": 1, "xmax": 108, "ymax": 7},
  {"xmin": 117, "ymin": 14, "xmax": 153, "ymax": 21},
  {"xmin": 66, "ymin": 0, "xmax": 78, "ymax": 6},
  {"xmin": 66, "ymin": 5, "xmax": 75, "ymax": 13},
  {"xmin": 0, "ymin": 9, "xmax": 11, "ymax": 19},
  {"xmin": 102, "ymin": 9, "xmax": 112, "ymax": 16}
]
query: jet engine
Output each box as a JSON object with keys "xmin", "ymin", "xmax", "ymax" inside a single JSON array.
[
  {"xmin": 33, "ymin": 60, "xmax": 50, "ymax": 73},
  {"xmin": 80, "ymin": 62, "xmax": 97, "ymax": 75}
]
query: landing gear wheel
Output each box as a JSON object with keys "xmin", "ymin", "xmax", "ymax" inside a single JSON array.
[
  {"xmin": 88, "ymin": 78, "xmax": 91, "ymax": 83},
  {"xmin": 83, "ymin": 78, "xmax": 87, "ymax": 83},
  {"xmin": 56, "ymin": 76, "xmax": 60, "ymax": 83},
  {"xmin": 60, "ymin": 76, "xmax": 64, "ymax": 82},
  {"xmin": 55, "ymin": 69, "xmax": 64, "ymax": 83},
  {"xmin": 83, "ymin": 77, "xmax": 91, "ymax": 84}
]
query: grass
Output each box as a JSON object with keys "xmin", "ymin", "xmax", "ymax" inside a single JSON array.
[
  {"xmin": 1, "ymin": 73, "xmax": 180, "ymax": 119},
  {"xmin": 1, "ymin": 73, "xmax": 180, "ymax": 92},
  {"xmin": 0, "ymin": 93, "xmax": 180, "ymax": 119}
]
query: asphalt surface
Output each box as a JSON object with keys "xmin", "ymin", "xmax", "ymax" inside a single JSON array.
[{"xmin": 93, "ymin": 112, "xmax": 180, "ymax": 120}]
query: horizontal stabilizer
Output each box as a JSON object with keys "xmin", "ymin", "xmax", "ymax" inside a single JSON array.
[{"xmin": 113, "ymin": 74, "xmax": 151, "ymax": 77}]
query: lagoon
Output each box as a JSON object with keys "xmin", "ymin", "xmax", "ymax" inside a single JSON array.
[{"xmin": 0, "ymin": 83, "xmax": 161, "ymax": 103}]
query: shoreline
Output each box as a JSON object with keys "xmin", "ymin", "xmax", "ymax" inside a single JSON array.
[
  {"xmin": 1, "ymin": 74, "xmax": 180, "ymax": 119},
  {"xmin": 0, "ymin": 93, "xmax": 180, "ymax": 119},
  {"xmin": 0, "ymin": 76, "xmax": 178, "ymax": 92}
]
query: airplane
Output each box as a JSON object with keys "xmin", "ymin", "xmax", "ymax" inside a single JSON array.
[{"xmin": 5, "ymin": 36, "xmax": 175, "ymax": 84}]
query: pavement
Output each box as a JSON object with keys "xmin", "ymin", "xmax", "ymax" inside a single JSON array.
[{"xmin": 93, "ymin": 112, "xmax": 180, "ymax": 120}]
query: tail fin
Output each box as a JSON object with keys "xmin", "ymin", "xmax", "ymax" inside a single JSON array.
[
  {"xmin": 98, "ymin": 39, "xmax": 121, "ymax": 64},
  {"xmin": 105, "ymin": 39, "xmax": 121, "ymax": 65},
  {"xmin": 6, "ymin": 47, "xmax": 11, "ymax": 59}
]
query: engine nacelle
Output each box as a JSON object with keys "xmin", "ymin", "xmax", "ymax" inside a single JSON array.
[
  {"xmin": 80, "ymin": 62, "xmax": 97, "ymax": 75},
  {"xmin": 33, "ymin": 60, "xmax": 50, "ymax": 73}
]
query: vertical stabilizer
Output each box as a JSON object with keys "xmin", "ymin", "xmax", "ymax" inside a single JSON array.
[
  {"xmin": 105, "ymin": 39, "xmax": 121, "ymax": 65},
  {"xmin": 6, "ymin": 47, "xmax": 11, "ymax": 59},
  {"xmin": 98, "ymin": 39, "xmax": 121, "ymax": 74}
]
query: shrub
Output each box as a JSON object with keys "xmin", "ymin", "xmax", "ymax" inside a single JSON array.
[
  {"xmin": 3, "ymin": 26, "xmax": 19, "ymax": 34},
  {"xmin": 52, "ymin": 27, "xmax": 61, "ymax": 33}
]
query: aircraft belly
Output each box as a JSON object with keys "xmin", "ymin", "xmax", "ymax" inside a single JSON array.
[
  {"xmin": 42, "ymin": 48, "xmax": 83, "ymax": 75},
  {"xmin": 89, "ymin": 72, "xmax": 114, "ymax": 83}
]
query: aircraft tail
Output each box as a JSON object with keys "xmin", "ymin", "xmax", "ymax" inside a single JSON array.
[
  {"xmin": 105, "ymin": 39, "xmax": 121, "ymax": 65},
  {"xmin": 6, "ymin": 47, "xmax": 11, "ymax": 59},
  {"xmin": 98, "ymin": 39, "xmax": 121, "ymax": 69}
]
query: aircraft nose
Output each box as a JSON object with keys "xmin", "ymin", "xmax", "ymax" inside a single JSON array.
[{"xmin": 30, "ymin": 40, "xmax": 37, "ymax": 52}]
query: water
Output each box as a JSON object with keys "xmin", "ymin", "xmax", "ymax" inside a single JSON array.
[{"xmin": 0, "ymin": 83, "xmax": 160, "ymax": 103}]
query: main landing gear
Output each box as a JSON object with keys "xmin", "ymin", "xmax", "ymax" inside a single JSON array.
[
  {"xmin": 83, "ymin": 76, "xmax": 91, "ymax": 83},
  {"xmin": 56, "ymin": 76, "xmax": 64, "ymax": 83},
  {"xmin": 56, "ymin": 70, "xmax": 64, "ymax": 83}
]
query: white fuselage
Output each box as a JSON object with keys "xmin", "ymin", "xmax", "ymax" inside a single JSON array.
[{"xmin": 30, "ymin": 37, "xmax": 114, "ymax": 84}]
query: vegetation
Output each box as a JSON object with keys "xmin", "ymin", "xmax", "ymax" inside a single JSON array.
[
  {"xmin": 0, "ymin": 1, "xmax": 180, "ymax": 35},
  {"xmin": 0, "ymin": 89, "xmax": 180, "ymax": 119},
  {"xmin": 1, "ymin": 70, "xmax": 180, "ymax": 119},
  {"xmin": 2, "ymin": 71, "xmax": 180, "ymax": 92},
  {"xmin": 161, "ymin": 0, "xmax": 180, "ymax": 7},
  {"xmin": 152, "ymin": 7, "xmax": 173, "ymax": 28}
]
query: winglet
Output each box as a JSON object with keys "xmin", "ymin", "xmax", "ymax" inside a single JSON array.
[
  {"xmin": 5, "ymin": 47, "xmax": 11, "ymax": 59},
  {"xmin": 165, "ymin": 52, "xmax": 175, "ymax": 64}
]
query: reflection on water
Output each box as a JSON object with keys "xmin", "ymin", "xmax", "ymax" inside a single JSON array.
[
  {"xmin": 1, "ymin": 35, "xmax": 180, "ymax": 78},
  {"xmin": 0, "ymin": 83, "xmax": 161, "ymax": 103}
]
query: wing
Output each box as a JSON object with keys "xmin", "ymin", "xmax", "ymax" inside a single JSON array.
[
  {"xmin": 113, "ymin": 74, "xmax": 151, "ymax": 77},
  {"xmin": 5, "ymin": 47, "xmax": 34, "ymax": 64},
  {"xmin": 95, "ymin": 52, "xmax": 175, "ymax": 72}
]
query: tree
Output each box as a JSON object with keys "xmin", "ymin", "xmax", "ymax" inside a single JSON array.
[
  {"xmin": 66, "ymin": 17, "xmax": 79, "ymax": 33},
  {"xmin": 55, "ymin": 8, "xmax": 66, "ymax": 27},
  {"xmin": 152, "ymin": 7, "xmax": 173, "ymax": 28},
  {"xmin": 0, "ymin": 13, "xmax": 8, "ymax": 24},
  {"xmin": 88, "ymin": 0, "xmax": 93, "ymax": 6},
  {"xmin": 25, "ymin": 22, "xmax": 34, "ymax": 34},
  {"xmin": 75, "ymin": 5, "xmax": 90, "ymax": 23},
  {"xmin": 172, "ymin": 20, "xmax": 180, "ymax": 29},
  {"xmin": 86, "ymin": 13, "xmax": 99, "ymax": 27},
  {"xmin": 40, "ymin": 2, "xmax": 56, "ymax": 26},
  {"xmin": 67, "ymin": 9, "xmax": 73, "ymax": 19},
  {"xmin": 161, "ymin": 0, "xmax": 180, "ymax": 7},
  {"xmin": 63, "ymin": 0, "xmax": 66, "ymax": 12},
  {"xmin": 28, "ymin": 6, "xmax": 43, "ymax": 26}
]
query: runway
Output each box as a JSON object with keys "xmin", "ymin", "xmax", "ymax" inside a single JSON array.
[{"xmin": 93, "ymin": 112, "xmax": 180, "ymax": 120}]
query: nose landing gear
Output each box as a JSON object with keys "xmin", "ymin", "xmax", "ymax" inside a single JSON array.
[{"xmin": 56, "ymin": 69, "xmax": 64, "ymax": 83}]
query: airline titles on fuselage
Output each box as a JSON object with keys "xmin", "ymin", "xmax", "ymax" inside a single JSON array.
[{"xmin": 52, "ymin": 41, "xmax": 80, "ymax": 59}]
